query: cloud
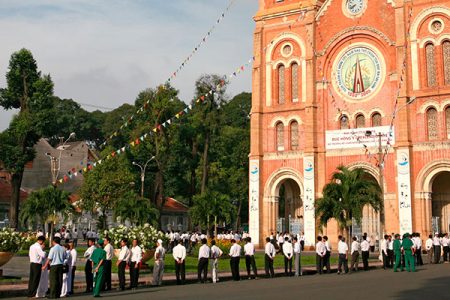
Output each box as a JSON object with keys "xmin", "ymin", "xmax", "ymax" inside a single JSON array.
[{"xmin": 0, "ymin": 0, "xmax": 257, "ymax": 130}]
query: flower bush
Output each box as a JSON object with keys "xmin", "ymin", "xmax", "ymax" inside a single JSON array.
[
  {"xmin": 104, "ymin": 224, "xmax": 166, "ymax": 251},
  {"xmin": 0, "ymin": 228, "xmax": 26, "ymax": 253},
  {"xmin": 192, "ymin": 238, "xmax": 245, "ymax": 257}
]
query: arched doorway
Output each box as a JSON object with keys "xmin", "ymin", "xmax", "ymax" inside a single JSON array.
[
  {"xmin": 431, "ymin": 171, "xmax": 450, "ymax": 233},
  {"xmin": 276, "ymin": 178, "xmax": 303, "ymax": 233},
  {"xmin": 359, "ymin": 173, "xmax": 381, "ymax": 240}
]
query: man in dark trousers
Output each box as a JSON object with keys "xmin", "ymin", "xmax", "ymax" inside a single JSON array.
[
  {"xmin": 244, "ymin": 237, "xmax": 258, "ymax": 279},
  {"xmin": 197, "ymin": 238, "xmax": 210, "ymax": 283},
  {"xmin": 172, "ymin": 239, "xmax": 187, "ymax": 285},
  {"xmin": 103, "ymin": 237, "xmax": 114, "ymax": 291},
  {"xmin": 116, "ymin": 238, "xmax": 130, "ymax": 291},
  {"xmin": 27, "ymin": 235, "xmax": 46, "ymax": 298},
  {"xmin": 83, "ymin": 238, "xmax": 96, "ymax": 293},
  {"xmin": 42, "ymin": 236, "xmax": 66, "ymax": 299},
  {"xmin": 264, "ymin": 237, "xmax": 275, "ymax": 278},
  {"xmin": 361, "ymin": 235, "xmax": 370, "ymax": 271},
  {"xmin": 229, "ymin": 239, "xmax": 242, "ymax": 281}
]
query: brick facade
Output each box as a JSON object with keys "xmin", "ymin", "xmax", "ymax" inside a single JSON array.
[{"xmin": 250, "ymin": 0, "xmax": 450, "ymax": 247}]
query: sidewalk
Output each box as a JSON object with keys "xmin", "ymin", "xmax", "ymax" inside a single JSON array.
[{"xmin": 0, "ymin": 259, "xmax": 384, "ymax": 298}]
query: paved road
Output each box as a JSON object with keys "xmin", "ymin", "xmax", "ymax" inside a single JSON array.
[{"xmin": 62, "ymin": 264, "xmax": 449, "ymax": 300}]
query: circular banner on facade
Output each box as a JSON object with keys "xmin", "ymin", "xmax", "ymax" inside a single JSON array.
[{"xmin": 333, "ymin": 45, "xmax": 384, "ymax": 101}]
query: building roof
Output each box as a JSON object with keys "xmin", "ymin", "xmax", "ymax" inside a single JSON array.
[
  {"xmin": 0, "ymin": 178, "xmax": 28, "ymax": 205},
  {"xmin": 162, "ymin": 197, "xmax": 188, "ymax": 213}
]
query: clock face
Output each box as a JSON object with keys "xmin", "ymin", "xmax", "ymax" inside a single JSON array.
[{"xmin": 346, "ymin": 0, "xmax": 365, "ymax": 15}]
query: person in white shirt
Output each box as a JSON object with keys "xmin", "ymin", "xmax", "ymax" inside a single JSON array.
[
  {"xmin": 350, "ymin": 236, "xmax": 360, "ymax": 272},
  {"xmin": 388, "ymin": 235, "xmax": 394, "ymax": 267},
  {"xmin": 60, "ymin": 243, "xmax": 72, "ymax": 297},
  {"xmin": 315, "ymin": 236, "xmax": 326, "ymax": 274},
  {"xmin": 130, "ymin": 239, "xmax": 142, "ymax": 289},
  {"xmin": 337, "ymin": 236, "xmax": 349, "ymax": 274},
  {"xmin": 116, "ymin": 238, "xmax": 130, "ymax": 291},
  {"xmin": 361, "ymin": 235, "xmax": 370, "ymax": 271},
  {"xmin": 413, "ymin": 233, "xmax": 423, "ymax": 266},
  {"xmin": 425, "ymin": 234, "xmax": 433, "ymax": 264},
  {"xmin": 229, "ymin": 239, "xmax": 241, "ymax": 281},
  {"xmin": 293, "ymin": 236, "xmax": 302, "ymax": 276},
  {"xmin": 83, "ymin": 238, "xmax": 96, "ymax": 293},
  {"xmin": 68, "ymin": 241, "xmax": 77, "ymax": 295},
  {"xmin": 103, "ymin": 237, "xmax": 114, "ymax": 291},
  {"xmin": 210, "ymin": 240, "xmax": 223, "ymax": 283},
  {"xmin": 244, "ymin": 237, "xmax": 257, "ymax": 279},
  {"xmin": 381, "ymin": 235, "xmax": 389, "ymax": 270},
  {"xmin": 278, "ymin": 234, "xmax": 285, "ymax": 255},
  {"xmin": 172, "ymin": 239, "xmax": 187, "ymax": 285},
  {"xmin": 27, "ymin": 235, "xmax": 46, "ymax": 298},
  {"xmin": 197, "ymin": 238, "xmax": 210, "ymax": 283},
  {"xmin": 283, "ymin": 237, "xmax": 294, "ymax": 276},
  {"xmin": 153, "ymin": 239, "xmax": 165, "ymax": 286},
  {"xmin": 433, "ymin": 232, "xmax": 441, "ymax": 264},
  {"xmin": 264, "ymin": 237, "xmax": 276, "ymax": 278},
  {"xmin": 442, "ymin": 233, "xmax": 449, "ymax": 263},
  {"xmin": 323, "ymin": 236, "xmax": 331, "ymax": 273}
]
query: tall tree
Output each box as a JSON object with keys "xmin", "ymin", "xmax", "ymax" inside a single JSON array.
[
  {"xmin": 0, "ymin": 49, "xmax": 55, "ymax": 228},
  {"xmin": 315, "ymin": 166, "xmax": 382, "ymax": 241}
]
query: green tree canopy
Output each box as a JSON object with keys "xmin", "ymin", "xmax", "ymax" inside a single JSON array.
[{"xmin": 315, "ymin": 165, "xmax": 382, "ymax": 240}]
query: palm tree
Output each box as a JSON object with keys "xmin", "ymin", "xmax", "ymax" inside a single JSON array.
[
  {"xmin": 315, "ymin": 165, "xmax": 382, "ymax": 241},
  {"xmin": 114, "ymin": 191, "xmax": 159, "ymax": 227},
  {"xmin": 20, "ymin": 186, "xmax": 74, "ymax": 239}
]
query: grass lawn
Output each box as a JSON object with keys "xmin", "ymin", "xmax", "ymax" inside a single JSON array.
[{"xmin": 110, "ymin": 253, "xmax": 339, "ymax": 274}]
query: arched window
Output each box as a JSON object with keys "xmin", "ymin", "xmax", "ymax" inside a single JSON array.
[
  {"xmin": 276, "ymin": 122, "xmax": 284, "ymax": 151},
  {"xmin": 426, "ymin": 43, "xmax": 437, "ymax": 87},
  {"xmin": 443, "ymin": 41, "xmax": 450, "ymax": 86},
  {"xmin": 356, "ymin": 114, "xmax": 366, "ymax": 128},
  {"xmin": 278, "ymin": 65, "xmax": 285, "ymax": 104},
  {"xmin": 446, "ymin": 106, "xmax": 450, "ymax": 139},
  {"xmin": 427, "ymin": 107, "xmax": 438, "ymax": 140},
  {"xmin": 371, "ymin": 113, "xmax": 382, "ymax": 127},
  {"xmin": 291, "ymin": 63, "xmax": 299, "ymax": 102},
  {"xmin": 340, "ymin": 115, "xmax": 349, "ymax": 129},
  {"xmin": 290, "ymin": 121, "xmax": 299, "ymax": 150}
]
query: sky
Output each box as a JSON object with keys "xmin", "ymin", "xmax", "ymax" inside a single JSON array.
[{"xmin": 0, "ymin": 0, "xmax": 258, "ymax": 130}]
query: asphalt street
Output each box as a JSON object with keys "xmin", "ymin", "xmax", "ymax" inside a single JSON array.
[{"xmin": 53, "ymin": 263, "xmax": 450, "ymax": 300}]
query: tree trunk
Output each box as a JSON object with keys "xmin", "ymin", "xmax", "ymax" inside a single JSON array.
[
  {"xmin": 235, "ymin": 198, "xmax": 242, "ymax": 231},
  {"xmin": 9, "ymin": 172, "xmax": 23, "ymax": 229},
  {"xmin": 189, "ymin": 141, "xmax": 198, "ymax": 206},
  {"xmin": 200, "ymin": 134, "xmax": 210, "ymax": 195}
]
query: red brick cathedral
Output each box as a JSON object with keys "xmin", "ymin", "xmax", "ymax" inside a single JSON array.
[{"xmin": 249, "ymin": 0, "xmax": 450, "ymax": 246}]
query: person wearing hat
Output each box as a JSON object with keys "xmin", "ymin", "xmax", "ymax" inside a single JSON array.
[
  {"xmin": 402, "ymin": 233, "xmax": 416, "ymax": 272},
  {"xmin": 91, "ymin": 239, "xmax": 106, "ymax": 297},
  {"xmin": 152, "ymin": 239, "xmax": 166, "ymax": 286},
  {"xmin": 27, "ymin": 235, "xmax": 47, "ymax": 298},
  {"xmin": 393, "ymin": 234, "xmax": 403, "ymax": 272}
]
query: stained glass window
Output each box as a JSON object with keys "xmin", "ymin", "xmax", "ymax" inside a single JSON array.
[
  {"xmin": 340, "ymin": 115, "xmax": 349, "ymax": 129},
  {"xmin": 290, "ymin": 121, "xmax": 299, "ymax": 150},
  {"xmin": 372, "ymin": 113, "xmax": 382, "ymax": 127},
  {"xmin": 278, "ymin": 65, "xmax": 285, "ymax": 104},
  {"xmin": 356, "ymin": 114, "xmax": 366, "ymax": 128},
  {"xmin": 276, "ymin": 122, "xmax": 284, "ymax": 151},
  {"xmin": 443, "ymin": 41, "xmax": 450, "ymax": 86},
  {"xmin": 426, "ymin": 43, "xmax": 437, "ymax": 87},
  {"xmin": 291, "ymin": 63, "xmax": 299, "ymax": 102},
  {"xmin": 427, "ymin": 107, "xmax": 438, "ymax": 140}
]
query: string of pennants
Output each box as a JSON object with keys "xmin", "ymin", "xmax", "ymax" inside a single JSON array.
[
  {"xmin": 98, "ymin": 0, "xmax": 236, "ymax": 149},
  {"xmin": 56, "ymin": 56, "xmax": 255, "ymax": 185}
]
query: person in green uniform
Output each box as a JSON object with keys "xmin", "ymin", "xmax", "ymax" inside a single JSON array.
[
  {"xmin": 91, "ymin": 239, "xmax": 106, "ymax": 297},
  {"xmin": 402, "ymin": 233, "xmax": 416, "ymax": 272},
  {"xmin": 393, "ymin": 234, "xmax": 403, "ymax": 272}
]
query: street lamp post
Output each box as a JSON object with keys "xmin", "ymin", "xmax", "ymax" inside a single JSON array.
[
  {"xmin": 132, "ymin": 156, "xmax": 156, "ymax": 198},
  {"xmin": 45, "ymin": 132, "xmax": 76, "ymax": 185},
  {"xmin": 365, "ymin": 97, "xmax": 416, "ymax": 240}
]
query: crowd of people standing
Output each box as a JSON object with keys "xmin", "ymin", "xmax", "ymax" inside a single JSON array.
[{"xmin": 26, "ymin": 228, "xmax": 450, "ymax": 298}]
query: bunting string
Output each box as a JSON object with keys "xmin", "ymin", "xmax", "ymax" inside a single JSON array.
[
  {"xmin": 56, "ymin": 56, "xmax": 255, "ymax": 186},
  {"xmin": 98, "ymin": 0, "xmax": 236, "ymax": 149}
]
